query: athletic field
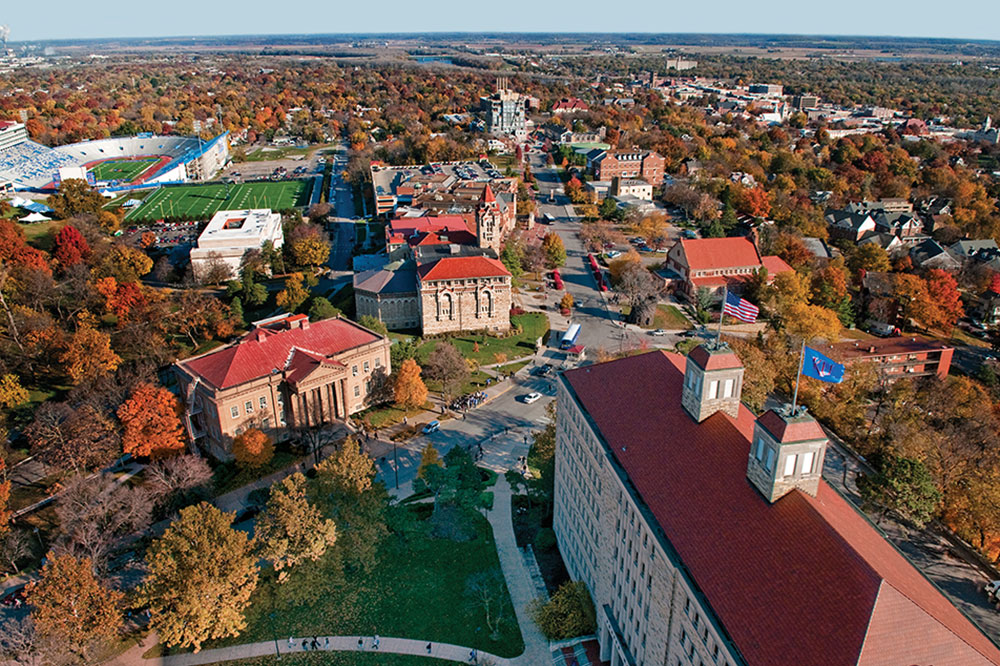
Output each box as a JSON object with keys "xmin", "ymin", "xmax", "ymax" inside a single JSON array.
[
  {"xmin": 122, "ymin": 180, "xmax": 312, "ymax": 222},
  {"xmin": 90, "ymin": 158, "xmax": 159, "ymax": 183}
]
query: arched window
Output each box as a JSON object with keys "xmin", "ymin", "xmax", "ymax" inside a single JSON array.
[
  {"xmin": 480, "ymin": 290, "xmax": 493, "ymax": 317},
  {"xmin": 438, "ymin": 292, "xmax": 453, "ymax": 320}
]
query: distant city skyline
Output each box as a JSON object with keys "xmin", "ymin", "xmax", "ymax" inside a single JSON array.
[{"xmin": 3, "ymin": 0, "xmax": 1000, "ymax": 43}]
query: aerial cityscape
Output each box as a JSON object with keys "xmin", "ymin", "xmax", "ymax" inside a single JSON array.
[{"xmin": 4, "ymin": 9, "xmax": 1000, "ymax": 666}]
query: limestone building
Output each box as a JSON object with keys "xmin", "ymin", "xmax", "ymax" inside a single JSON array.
[
  {"xmin": 174, "ymin": 314, "xmax": 390, "ymax": 458},
  {"xmin": 555, "ymin": 345, "xmax": 1000, "ymax": 666}
]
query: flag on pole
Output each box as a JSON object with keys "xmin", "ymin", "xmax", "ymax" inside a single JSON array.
[
  {"xmin": 722, "ymin": 291, "xmax": 759, "ymax": 323},
  {"xmin": 802, "ymin": 347, "xmax": 845, "ymax": 384}
]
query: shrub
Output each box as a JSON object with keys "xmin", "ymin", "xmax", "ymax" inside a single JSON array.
[{"xmin": 530, "ymin": 580, "xmax": 597, "ymax": 640}]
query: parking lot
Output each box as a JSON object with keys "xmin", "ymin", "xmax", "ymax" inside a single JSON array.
[{"xmin": 125, "ymin": 219, "xmax": 200, "ymax": 248}]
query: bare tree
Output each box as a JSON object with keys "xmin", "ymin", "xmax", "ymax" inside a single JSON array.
[
  {"xmin": 145, "ymin": 454, "xmax": 213, "ymax": 516},
  {"xmin": 617, "ymin": 264, "xmax": 663, "ymax": 328},
  {"xmin": 0, "ymin": 529, "xmax": 31, "ymax": 575},
  {"xmin": 425, "ymin": 342, "xmax": 469, "ymax": 407},
  {"xmin": 465, "ymin": 568, "xmax": 510, "ymax": 640}
]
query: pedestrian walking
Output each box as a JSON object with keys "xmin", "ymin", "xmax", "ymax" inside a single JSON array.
[
  {"xmin": 426, "ymin": 642, "xmax": 433, "ymax": 654},
  {"xmin": 469, "ymin": 648, "xmax": 478, "ymax": 663},
  {"xmin": 325, "ymin": 637, "xmax": 330, "ymax": 649},
  {"xmin": 312, "ymin": 637, "xmax": 319, "ymax": 650},
  {"xmin": 358, "ymin": 637, "xmax": 364, "ymax": 650},
  {"xmin": 288, "ymin": 637, "xmax": 293, "ymax": 650},
  {"xmin": 373, "ymin": 635, "xmax": 380, "ymax": 650}
]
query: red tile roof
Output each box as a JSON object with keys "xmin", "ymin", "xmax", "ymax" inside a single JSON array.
[
  {"xmin": 680, "ymin": 237, "xmax": 762, "ymax": 271},
  {"xmin": 387, "ymin": 216, "xmax": 474, "ymax": 246},
  {"xmin": 180, "ymin": 316, "xmax": 381, "ymax": 390},
  {"xmin": 688, "ymin": 345, "xmax": 744, "ymax": 370},
  {"xmin": 482, "ymin": 183, "xmax": 496, "ymax": 204},
  {"xmin": 761, "ymin": 254, "xmax": 793, "ymax": 275},
  {"xmin": 562, "ymin": 351, "xmax": 1000, "ymax": 666},
  {"xmin": 417, "ymin": 256, "xmax": 510, "ymax": 281},
  {"xmin": 757, "ymin": 409, "xmax": 826, "ymax": 443}
]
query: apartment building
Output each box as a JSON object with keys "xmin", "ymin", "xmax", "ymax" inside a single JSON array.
[
  {"xmin": 827, "ymin": 336, "xmax": 954, "ymax": 381},
  {"xmin": 174, "ymin": 314, "xmax": 390, "ymax": 458},
  {"xmin": 555, "ymin": 346, "xmax": 1000, "ymax": 666}
]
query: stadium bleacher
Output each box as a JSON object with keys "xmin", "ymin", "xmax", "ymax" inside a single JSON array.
[{"xmin": 0, "ymin": 140, "xmax": 77, "ymax": 189}]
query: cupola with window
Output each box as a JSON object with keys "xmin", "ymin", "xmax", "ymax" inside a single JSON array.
[
  {"xmin": 747, "ymin": 407, "xmax": 828, "ymax": 503},
  {"xmin": 680, "ymin": 343, "xmax": 745, "ymax": 422}
]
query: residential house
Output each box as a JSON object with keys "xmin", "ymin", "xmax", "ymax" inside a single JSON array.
[{"xmin": 664, "ymin": 237, "xmax": 792, "ymax": 299}]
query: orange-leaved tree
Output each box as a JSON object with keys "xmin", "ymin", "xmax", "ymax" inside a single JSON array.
[
  {"xmin": 0, "ymin": 458, "xmax": 11, "ymax": 538},
  {"xmin": 232, "ymin": 427, "xmax": 274, "ymax": 469},
  {"xmin": 60, "ymin": 318, "xmax": 122, "ymax": 384},
  {"xmin": 393, "ymin": 359, "xmax": 428, "ymax": 409},
  {"xmin": 28, "ymin": 553, "xmax": 123, "ymax": 657},
  {"xmin": 117, "ymin": 383, "xmax": 186, "ymax": 459}
]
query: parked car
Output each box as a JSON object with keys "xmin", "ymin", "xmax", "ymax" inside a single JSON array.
[
  {"xmin": 985, "ymin": 580, "xmax": 1000, "ymax": 603},
  {"xmin": 522, "ymin": 392, "xmax": 543, "ymax": 404},
  {"xmin": 422, "ymin": 420, "xmax": 440, "ymax": 434},
  {"xmin": 1, "ymin": 587, "xmax": 26, "ymax": 608},
  {"xmin": 532, "ymin": 364, "xmax": 553, "ymax": 377},
  {"xmin": 649, "ymin": 329, "xmax": 668, "ymax": 336}
]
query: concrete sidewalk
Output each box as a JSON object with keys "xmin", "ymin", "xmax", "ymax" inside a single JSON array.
[{"xmin": 110, "ymin": 634, "xmax": 510, "ymax": 666}]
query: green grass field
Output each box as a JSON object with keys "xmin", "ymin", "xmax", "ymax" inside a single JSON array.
[
  {"xmin": 123, "ymin": 180, "xmax": 312, "ymax": 222},
  {"xmin": 90, "ymin": 158, "xmax": 159, "ymax": 183}
]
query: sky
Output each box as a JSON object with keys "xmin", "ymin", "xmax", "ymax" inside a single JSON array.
[{"xmin": 4, "ymin": 0, "xmax": 1000, "ymax": 43}]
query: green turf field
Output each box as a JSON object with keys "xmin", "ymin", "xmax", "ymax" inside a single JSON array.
[
  {"xmin": 90, "ymin": 158, "xmax": 159, "ymax": 183},
  {"xmin": 122, "ymin": 180, "xmax": 312, "ymax": 222}
]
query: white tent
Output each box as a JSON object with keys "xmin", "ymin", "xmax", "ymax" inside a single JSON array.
[{"xmin": 19, "ymin": 212, "xmax": 51, "ymax": 223}]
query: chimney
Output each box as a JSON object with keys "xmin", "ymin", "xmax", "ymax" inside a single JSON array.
[
  {"xmin": 681, "ymin": 343, "xmax": 745, "ymax": 422},
  {"xmin": 747, "ymin": 408, "xmax": 828, "ymax": 503}
]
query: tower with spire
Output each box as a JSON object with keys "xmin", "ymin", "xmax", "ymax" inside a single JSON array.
[{"xmin": 476, "ymin": 183, "xmax": 502, "ymax": 254}]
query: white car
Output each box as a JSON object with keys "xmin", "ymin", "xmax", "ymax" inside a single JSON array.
[
  {"xmin": 649, "ymin": 329, "xmax": 668, "ymax": 336},
  {"xmin": 605, "ymin": 250, "xmax": 622, "ymax": 259},
  {"xmin": 522, "ymin": 392, "xmax": 543, "ymax": 404}
]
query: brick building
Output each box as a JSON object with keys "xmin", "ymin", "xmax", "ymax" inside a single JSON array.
[
  {"xmin": 664, "ymin": 237, "xmax": 792, "ymax": 299},
  {"xmin": 555, "ymin": 346, "xmax": 1000, "ymax": 666},
  {"xmin": 592, "ymin": 150, "xmax": 666, "ymax": 186},
  {"xmin": 174, "ymin": 314, "xmax": 390, "ymax": 458},
  {"xmin": 827, "ymin": 336, "xmax": 954, "ymax": 381}
]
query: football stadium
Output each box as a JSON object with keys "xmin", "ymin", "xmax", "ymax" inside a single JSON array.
[
  {"xmin": 0, "ymin": 121, "xmax": 230, "ymax": 191},
  {"xmin": 122, "ymin": 180, "xmax": 312, "ymax": 223}
]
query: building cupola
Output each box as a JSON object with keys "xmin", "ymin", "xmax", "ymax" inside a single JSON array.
[
  {"xmin": 681, "ymin": 342, "xmax": 745, "ymax": 422},
  {"xmin": 747, "ymin": 407, "xmax": 828, "ymax": 503}
]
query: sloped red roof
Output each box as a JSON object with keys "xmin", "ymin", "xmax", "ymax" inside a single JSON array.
[
  {"xmin": 284, "ymin": 347, "xmax": 345, "ymax": 385},
  {"xmin": 761, "ymin": 254, "xmax": 794, "ymax": 275},
  {"xmin": 387, "ymin": 215, "xmax": 474, "ymax": 246},
  {"xmin": 680, "ymin": 237, "xmax": 762, "ymax": 271},
  {"xmin": 180, "ymin": 316, "xmax": 381, "ymax": 390},
  {"xmin": 562, "ymin": 351, "xmax": 1000, "ymax": 666},
  {"xmin": 688, "ymin": 345, "xmax": 743, "ymax": 370},
  {"xmin": 482, "ymin": 183, "xmax": 496, "ymax": 204},
  {"xmin": 757, "ymin": 409, "xmax": 826, "ymax": 443},
  {"xmin": 417, "ymin": 256, "xmax": 510, "ymax": 281}
]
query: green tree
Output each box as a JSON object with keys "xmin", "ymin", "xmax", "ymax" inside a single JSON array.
[
  {"xmin": 542, "ymin": 233, "xmax": 567, "ymax": 268},
  {"xmin": 598, "ymin": 196, "xmax": 618, "ymax": 221},
  {"xmin": 256, "ymin": 473, "xmax": 337, "ymax": 581},
  {"xmin": 859, "ymin": 453, "xmax": 941, "ymax": 528},
  {"xmin": 315, "ymin": 437, "xmax": 375, "ymax": 499},
  {"xmin": 500, "ymin": 238, "xmax": 524, "ymax": 281},
  {"xmin": 230, "ymin": 296, "xmax": 244, "ymax": 326},
  {"xmin": 358, "ymin": 314, "xmax": 388, "ymax": 336},
  {"xmin": 530, "ymin": 581, "xmax": 597, "ymax": 640},
  {"xmin": 308, "ymin": 296, "xmax": 341, "ymax": 321},
  {"xmin": 846, "ymin": 243, "xmax": 891, "ymax": 277},
  {"xmin": 140, "ymin": 503, "xmax": 258, "ymax": 652},
  {"xmin": 240, "ymin": 273, "xmax": 268, "ymax": 307},
  {"xmin": 47, "ymin": 179, "xmax": 105, "ymax": 219}
]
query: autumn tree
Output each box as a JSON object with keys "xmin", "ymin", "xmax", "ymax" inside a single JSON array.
[
  {"xmin": 140, "ymin": 503, "xmax": 258, "ymax": 652},
  {"xmin": 846, "ymin": 243, "xmax": 891, "ymax": 277},
  {"xmin": 607, "ymin": 249, "xmax": 643, "ymax": 285},
  {"xmin": 924, "ymin": 269, "xmax": 964, "ymax": 331},
  {"xmin": 736, "ymin": 186, "xmax": 771, "ymax": 219},
  {"xmin": 0, "ymin": 220, "xmax": 51, "ymax": 274},
  {"xmin": 276, "ymin": 272, "xmax": 309, "ymax": 313},
  {"xmin": 417, "ymin": 442, "xmax": 443, "ymax": 480},
  {"xmin": 0, "ymin": 459, "xmax": 11, "ymax": 539},
  {"xmin": 637, "ymin": 214, "xmax": 670, "ymax": 250},
  {"xmin": 394, "ymin": 358, "xmax": 428, "ymax": 409},
  {"xmin": 256, "ymin": 472, "xmax": 336, "ymax": 580},
  {"xmin": 26, "ymin": 402, "xmax": 121, "ymax": 473},
  {"xmin": 60, "ymin": 319, "xmax": 121, "ymax": 384},
  {"xmin": 95, "ymin": 244, "xmax": 153, "ymax": 282},
  {"xmin": 424, "ymin": 341, "xmax": 469, "ymax": 404},
  {"xmin": 95, "ymin": 276, "xmax": 145, "ymax": 321},
  {"xmin": 175, "ymin": 290, "xmax": 238, "ymax": 346},
  {"xmin": 560, "ymin": 292, "xmax": 575, "ymax": 311},
  {"xmin": 530, "ymin": 580, "xmax": 597, "ymax": 640},
  {"xmin": 782, "ymin": 301, "xmax": 842, "ymax": 343},
  {"xmin": 542, "ymin": 233, "xmax": 567, "ymax": 268},
  {"xmin": 52, "ymin": 226, "xmax": 91, "ymax": 268},
  {"xmin": 316, "ymin": 437, "xmax": 375, "ymax": 499},
  {"xmin": 28, "ymin": 553, "xmax": 123, "ymax": 658},
  {"xmin": 231, "ymin": 428, "xmax": 274, "ymax": 469},
  {"xmin": 117, "ymin": 383, "xmax": 185, "ymax": 459},
  {"xmin": 47, "ymin": 179, "xmax": 105, "ymax": 219},
  {"xmin": 288, "ymin": 223, "xmax": 331, "ymax": 268}
]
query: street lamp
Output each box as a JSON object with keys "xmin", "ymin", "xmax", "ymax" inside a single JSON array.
[
  {"xmin": 392, "ymin": 440, "xmax": 399, "ymax": 490},
  {"xmin": 267, "ymin": 611, "xmax": 281, "ymax": 660}
]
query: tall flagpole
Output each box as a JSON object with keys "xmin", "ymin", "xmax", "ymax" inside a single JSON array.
[
  {"xmin": 790, "ymin": 340, "xmax": 806, "ymax": 414},
  {"xmin": 716, "ymin": 284, "xmax": 727, "ymax": 349}
]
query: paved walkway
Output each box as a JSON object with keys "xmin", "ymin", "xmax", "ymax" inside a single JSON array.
[
  {"xmin": 110, "ymin": 634, "xmax": 509, "ymax": 666},
  {"xmin": 487, "ymin": 475, "xmax": 552, "ymax": 666}
]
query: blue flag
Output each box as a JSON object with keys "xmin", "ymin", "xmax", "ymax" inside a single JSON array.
[{"xmin": 802, "ymin": 347, "xmax": 845, "ymax": 384}]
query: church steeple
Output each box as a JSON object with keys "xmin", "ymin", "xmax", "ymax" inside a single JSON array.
[{"xmin": 477, "ymin": 183, "xmax": 500, "ymax": 253}]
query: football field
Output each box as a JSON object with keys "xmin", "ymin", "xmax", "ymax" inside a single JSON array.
[
  {"xmin": 90, "ymin": 158, "xmax": 159, "ymax": 183},
  {"xmin": 122, "ymin": 180, "xmax": 312, "ymax": 222}
]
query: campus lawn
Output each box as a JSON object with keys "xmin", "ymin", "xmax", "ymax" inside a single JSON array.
[
  {"xmin": 354, "ymin": 402, "xmax": 434, "ymax": 430},
  {"xmin": 122, "ymin": 180, "xmax": 311, "ymax": 222},
  {"xmin": 201, "ymin": 654, "xmax": 461, "ymax": 666},
  {"xmin": 243, "ymin": 146, "xmax": 314, "ymax": 162},
  {"xmin": 205, "ymin": 508, "xmax": 524, "ymax": 658},
  {"xmin": 90, "ymin": 157, "xmax": 158, "ymax": 182},
  {"xmin": 416, "ymin": 313, "xmax": 549, "ymax": 367},
  {"xmin": 17, "ymin": 220, "xmax": 64, "ymax": 252},
  {"xmin": 425, "ymin": 370, "xmax": 493, "ymax": 398},
  {"xmin": 652, "ymin": 304, "xmax": 692, "ymax": 330}
]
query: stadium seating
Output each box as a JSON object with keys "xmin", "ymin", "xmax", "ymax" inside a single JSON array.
[{"xmin": 0, "ymin": 141, "xmax": 77, "ymax": 188}]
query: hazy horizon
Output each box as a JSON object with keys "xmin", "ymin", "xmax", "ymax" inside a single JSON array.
[{"xmin": 4, "ymin": 0, "xmax": 1000, "ymax": 44}]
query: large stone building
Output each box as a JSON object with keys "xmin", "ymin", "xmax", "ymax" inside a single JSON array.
[
  {"xmin": 555, "ymin": 347, "xmax": 1000, "ymax": 666},
  {"xmin": 480, "ymin": 78, "xmax": 527, "ymax": 140},
  {"xmin": 174, "ymin": 314, "xmax": 390, "ymax": 458},
  {"xmin": 592, "ymin": 150, "xmax": 666, "ymax": 186},
  {"xmin": 355, "ymin": 186, "xmax": 512, "ymax": 335},
  {"xmin": 189, "ymin": 208, "xmax": 284, "ymax": 280}
]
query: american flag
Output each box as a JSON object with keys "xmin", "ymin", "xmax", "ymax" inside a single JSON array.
[{"xmin": 723, "ymin": 291, "xmax": 758, "ymax": 323}]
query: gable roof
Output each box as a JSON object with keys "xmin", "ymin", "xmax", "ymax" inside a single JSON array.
[
  {"xmin": 417, "ymin": 255, "xmax": 510, "ymax": 281},
  {"xmin": 679, "ymin": 237, "xmax": 763, "ymax": 271},
  {"xmin": 179, "ymin": 316, "xmax": 382, "ymax": 390},
  {"xmin": 562, "ymin": 351, "xmax": 1000, "ymax": 666}
]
